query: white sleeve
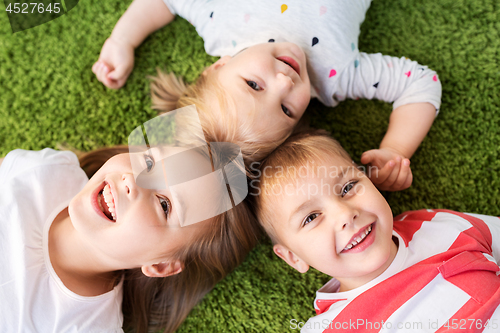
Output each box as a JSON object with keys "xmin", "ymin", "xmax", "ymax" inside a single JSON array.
[
  {"xmin": 162, "ymin": 0, "xmax": 176, "ymax": 15},
  {"xmin": 0, "ymin": 149, "xmax": 80, "ymax": 184},
  {"xmin": 162, "ymin": 0, "xmax": 206, "ymax": 23},
  {"xmin": 335, "ymin": 52, "xmax": 442, "ymax": 114},
  {"xmin": 465, "ymin": 213, "xmax": 500, "ymax": 262}
]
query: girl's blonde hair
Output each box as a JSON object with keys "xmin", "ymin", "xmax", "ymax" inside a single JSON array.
[
  {"xmin": 79, "ymin": 146, "xmax": 262, "ymax": 333},
  {"xmin": 251, "ymin": 129, "xmax": 352, "ymax": 244},
  {"xmin": 149, "ymin": 69, "xmax": 293, "ymax": 165}
]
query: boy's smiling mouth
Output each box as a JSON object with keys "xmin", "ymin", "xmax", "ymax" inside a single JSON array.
[{"xmin": 341, "ymin": 223, "xmax": 374, "ymax": 253}]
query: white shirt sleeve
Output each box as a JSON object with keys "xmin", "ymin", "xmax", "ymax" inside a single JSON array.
[
  {"xmin": 334, "ymin": 52, "xmax": 442, "ymax": 114},
  {"xmin": 0, "ymin": 148, "xmax": 80, "ymax": 184},
  {"xmin": 162, "ymin": 0, "xmax": 208, "ymax": 25}
]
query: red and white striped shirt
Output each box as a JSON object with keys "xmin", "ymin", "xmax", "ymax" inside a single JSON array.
[{"xmin": 302, "ymin": 210, "xmax": 500, "ymax": 333}]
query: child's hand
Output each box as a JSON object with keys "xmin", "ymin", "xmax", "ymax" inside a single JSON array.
[
  {"xmin": 92, "ymin": 37, "xmax": 134, "ymax": 89},
  {"xmin": 360, "ymin": 148, "xmax": 413, "ymax": 191}
]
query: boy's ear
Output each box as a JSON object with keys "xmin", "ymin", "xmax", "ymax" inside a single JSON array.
[
  {"xmin": 273, "ymin": 244, "xmax": 310, "ymax": 273},
  {"xmin": 202, "ymin": 55, "xmax": 232, "ymax": 76},
  {"xmin": 141, "ymin": 260, "xmax": 183, "ymax": 278}
]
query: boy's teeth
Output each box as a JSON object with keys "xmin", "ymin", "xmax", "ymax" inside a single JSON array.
[{"xmin": 343, "ymin": 225, "xmax": 372, "ymax": 251}]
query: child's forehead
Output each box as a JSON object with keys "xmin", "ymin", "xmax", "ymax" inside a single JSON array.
[{"xmin": 262, "ymin": 154, "xmax": 356, "ymax": 187}]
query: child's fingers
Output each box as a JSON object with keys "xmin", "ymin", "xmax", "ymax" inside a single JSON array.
[
  {"xmin": 106, "ymin": 79, "xmax": 124, "ymax": 90},
  {"xmin": 379, "ymin": 158, "xmax": 402, "ymax": 189},
  {"xmin": 371, "ymin": 159, "xmax": 396, "ymax": 185},
  {"xmin": 400, "ymin": 161, "xmax": 413, "ymax": 190},
  {"xmin": 92, "ymin": 61, "xmax": 107, "ymax": 78},
  {"xmin": 94, "ymin": 62, "xmax": 122, "ymax": 89},
  {"xmin": 360, "ymin": 151, "xmax": 374, "ymax": 165},
  {"xmin": 107, "ymin": 65, "xmax": 129, "ymax": 81},
  {"xmin": 361, "ymin": 150, "xmax": 386, "ymax": 169},
  {"xmin": 104, "ymin": 74, "xmax": 126, "ymax": 89},
  {"xmin": 402, "ymin": 168, "xmax": 413, "ymax": 190},
  {"xmin": 93, "ymin": 61, "xmax": 107, "ymax": 81},
  {"xmin": 391, "ymin": 159, "xmax": 412, "ymax": 191}
]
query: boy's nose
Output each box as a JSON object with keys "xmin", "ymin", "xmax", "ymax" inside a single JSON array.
[{"xmin": 331, "ymin": 202, "xmax": 359, "ymax": 231}]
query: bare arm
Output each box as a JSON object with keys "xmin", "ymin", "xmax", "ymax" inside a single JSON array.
[
  {"xmin": 380, "ymin": 102, "xmax": 436, "ymax": 159},
  {"xmin": 110, "ymin": 0, "xmax": 175, "ymax": 49},
  {"xmin": 361, "ymin": 102, "xmax": 436, "ymax": 191},
  {"xmin": 0, "ymin": 157, "xmax": 4, "ymax": 168},
  {"xmin": 340, "ymin": 52, "xmax": 441, "ymax": 191}
]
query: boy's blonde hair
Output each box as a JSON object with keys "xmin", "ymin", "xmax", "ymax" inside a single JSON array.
[
  {"xmin": 252, "ymin": 129, "xmax": 352, "ymax": 244},
  {"xmin": 150, "ymin": 69, "xmax": 292, "ymax": 165}
]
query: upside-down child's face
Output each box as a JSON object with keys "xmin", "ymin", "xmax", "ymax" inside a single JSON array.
[
  {"xmin": 268, "ymin": 155, "xmax": 397, "ymax": 291},
  {"xmin": 209, "ymin": 42, "xmax": 311, "ymax": 142},
  {"xmin": 68, "ymin": 150, "xmax": 210, "ymax": 274}
]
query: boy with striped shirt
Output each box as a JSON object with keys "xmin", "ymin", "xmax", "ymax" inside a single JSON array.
[{"xmin": 253, "ymin": 130, "xmax": 500, "ymax": 332}]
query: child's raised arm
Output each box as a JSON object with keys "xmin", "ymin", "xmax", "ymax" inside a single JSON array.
[
  {"xmin": 361, "ymin": 102, "xmax": 436, "ymax": 191},
  {"xmin": 93, "ymin": 0, "xmax": 175, "ymax": 89},
  {"xmin": 337, "ymin": 52, "xmax": 441, "ymax": 191}
]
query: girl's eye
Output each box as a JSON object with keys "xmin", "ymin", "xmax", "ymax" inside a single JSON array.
[
  {"xmin": 281, "ymin": 105, "xmax": 291, "ymax": 117},
  {"xmin": 302, "ymin": 213, "xmax": 319, "ymax": 227},
  {"xmin": 144, "ymin": 154, "xmax": 155, "ymax": 172},
  {"xmin": 158, "ymin": 196, "xmax": 171, "ymax": 220},
  {"xmin": 341, "ymin": 181, "xmax": 359, "ymax": 197},
  {"xmin": 246, "ymin": 80, "xmax": 262, "ymax": 91}
]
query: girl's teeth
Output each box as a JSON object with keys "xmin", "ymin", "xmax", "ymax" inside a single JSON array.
[{"xmin": 102, "ymin": 184, "xmax": 116, "ymax": 221}]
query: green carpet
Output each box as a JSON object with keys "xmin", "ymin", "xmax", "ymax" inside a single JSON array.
[{"xmin": 1, "ymin": 0, "xmax": 499, "ymax": 331}]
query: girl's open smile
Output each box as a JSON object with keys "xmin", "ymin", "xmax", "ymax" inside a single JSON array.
[{"xmin": 91, "ymin": 181, "xmax": 117, "ymax": 223}]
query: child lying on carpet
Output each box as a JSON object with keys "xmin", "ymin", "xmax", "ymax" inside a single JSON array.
[
  {"xmin": 0, "ymin": 142, "xmax": 259, "ymax": 332},
  {"xmin": 253, "ymin": 129, "xmax": 500, "ymax": 333},
  {"xmin": 93, "ymin": 0, "xmax": 442, "ymax": 192}
]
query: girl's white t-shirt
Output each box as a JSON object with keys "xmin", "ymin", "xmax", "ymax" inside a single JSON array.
[{"xmin": 0, "ymin": 149, "xmax": 124, "ymax": 333}]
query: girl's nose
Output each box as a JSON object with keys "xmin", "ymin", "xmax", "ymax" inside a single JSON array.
[
  {"xmin": 276, "ymin": 72, "xmax": 294, "ymax": 94},
  {"xmin": 121, "ymin": 173, "xmax": 138, "ymax": 199}
]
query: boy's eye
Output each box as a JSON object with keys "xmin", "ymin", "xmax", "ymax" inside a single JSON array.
[
  {"xmin": 281, "ymin": 105, "xmax": 291, "ymax": 117},
  {"xmin": 341, "ymin": 180, "xmax": 359, "ymax": 197},
  {"xmin": 158, "ymin": 196, "xmax": 171, "ymax": 220},
  {"xmin": 144, "ymin": 154, "xmax": 155, "ymax": 172},
  {"xmin": 246, "ymin": 80, "xmax": 262, "ymax": 91},
  {"xmin": 302, "ymin": 213, "xmax": 319, "ymax": 227}
]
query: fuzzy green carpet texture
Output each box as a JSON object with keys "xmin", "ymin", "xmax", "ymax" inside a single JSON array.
[{"xmin": 1, "ymin": 0, "xmax": 499, "ymax": 332}]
